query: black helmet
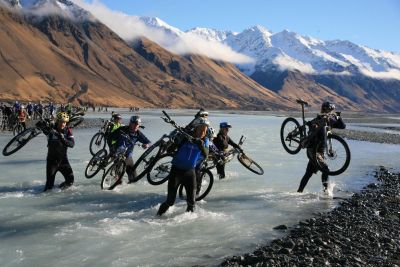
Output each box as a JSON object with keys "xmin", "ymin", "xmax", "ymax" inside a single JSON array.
[
  {"xmin": 321, "ymin": 101, "xmax": 335, "ymax": 113},
  {"xmin": 130, "ymin": 115, "xmax": 141, "ymax": 124}
]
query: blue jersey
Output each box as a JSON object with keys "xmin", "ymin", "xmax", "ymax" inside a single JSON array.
[{"xmin": 172, "ymin": 138, "xmax": 209, "ymax": 171}]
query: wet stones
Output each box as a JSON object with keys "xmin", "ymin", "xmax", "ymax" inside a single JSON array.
[{"xmin": 220, "ymin": 167, "xmax": 400, "ymax": 267}]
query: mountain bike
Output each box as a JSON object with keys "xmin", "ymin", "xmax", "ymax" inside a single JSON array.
[
  {"xmin": 2, "ymin": 116, "xmax": 81, "ymax": 157},
  {"xmin": 68, "ymin": 110, "xmax": 85, "ymax": 128},
  {"xmin": 89, "ymin": 119, "xmax": 114, "ymax": 155},
  {"xmin": 13, "ymin": 120, "xmax": 25, "ymax": 136},
  {"xmin": 280, "ymin": 99, "xmax": 351, "ymax": 176},
  {"xmin": 100, "ymin": 137, "xmax": 142, "ymax": 190},
  {"xmin": 131, "ymin": 109, "xmax": 204, "ymax": 184},
  {"xmin": 84, "ymin": 149, "xmax": 115, "ymax": 179},
  {"xmin": 176, "ymin": 135, "xmax": 264, "ymax": 201}
]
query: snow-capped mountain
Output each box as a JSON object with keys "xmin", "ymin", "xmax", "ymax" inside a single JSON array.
[
  {"xmin": 209, "ymin": 25, "xmax": 400, "ymax": 80},
  {"xmin": 1, "ymin": 0, "xmax": 92, "ymax": 21},
  {"xmin": 186, "ymin": 27, "xmax": 235, "ymax": 42},
  {"xmin": 138, "ymin": 18, "xmax": 400, "ymax": 81}
]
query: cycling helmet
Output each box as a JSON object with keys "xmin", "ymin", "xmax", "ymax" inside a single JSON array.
[
  {"xmin": 193, "ymin": 117, "xmax": 210, "ymax": 127},
  {"xmin": 130, "ymin": 115, "xmax": 141, "ymax": 124},
  {"xmin": 112, "ymin": 113, "xmax": 122, "ymax": 121},
  {"xmin": 57, "ymin": 112, "xmax": 70, "ymax": 122},
  {"xmin": 20, "ymin": 105, "xmax": 25, "ymax": 109},
  {"xmin": 220, "ymin": 122, "xmax": 232, "ymax": 128},
  {"xmin": 207, "ymin": 127, "xmax": 216, "ymax": 138},
  {"xmin": 199, "ymin": 110, "xmax": 209, "ymax": 117},
  {"xmin": 321, "ymin": 102, "xmax": 335, "ymax": 113}
]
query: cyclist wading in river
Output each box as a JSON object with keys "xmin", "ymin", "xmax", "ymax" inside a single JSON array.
[
  {"xmin": 42, "ymin": 112, "xmax": 75, "ymax": 192},
  {"xmin": 297, "ymin": 102, "xmax": 346, "ymax": 193},
  {"xmin": 213, "ymin": 122, "xmax": 243, "ymax": 179},
  {"xmin": 111, "ymin": 115, "xmax": 151, "ymax": 183},
  {"xmin": 157, "ymin": 118, "xmax": 210, "ymax": 216}
]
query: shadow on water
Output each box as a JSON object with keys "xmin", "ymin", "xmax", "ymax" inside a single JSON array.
[
  {"xmin": 0, "ymin": 159, "xmax": 46, "ymax": 165},
  {"xmin": 0, "ymin": 184, "xmax": 44, "ymax": 194}
]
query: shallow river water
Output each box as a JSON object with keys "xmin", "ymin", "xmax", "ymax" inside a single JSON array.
[{"xmin": 1, "ymin": 110, "xmax": 400, "ymax": 267}]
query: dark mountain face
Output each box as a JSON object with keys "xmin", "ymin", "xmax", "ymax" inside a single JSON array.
[{"xmin": 249, "ymin": 65, "xmax": 400, "ymax": 112}]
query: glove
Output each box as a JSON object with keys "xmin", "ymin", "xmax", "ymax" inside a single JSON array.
[
  {"xmin": 194, "ymin": 138, "xmax": 203, "ymax": 146},
  {"xmin": 336, "ymin": 111, "xmax": 341, "ymax": 117}
]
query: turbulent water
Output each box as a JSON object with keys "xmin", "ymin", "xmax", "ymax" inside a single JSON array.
[{"xmin": 1, "ymin": 110, "xmax": 400, "ymax": 267}]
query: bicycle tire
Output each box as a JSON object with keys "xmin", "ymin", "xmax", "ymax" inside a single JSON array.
[
  {"xmin": 101, "ymin": 160, "xmax": 126, "ymax": 190},
  {"xmin": 3, "ymin": 127, "xmax": 41, "ymax": 156},
  {"xmin": 237, "ymin": 153, "xmax": 264, "ymax": 175},
  {"xmin": 130, "ymin": 142, "xmax": 162, "ymax": 182},
  {"xmin": 13, "ymin": 124, "xmax": 23, "ymax": 136},
  {"xmin": 85, "ymin": 149, "xmax": 108, "ymax": 179},
  {"xmin": 314, "ymin": 134, "xmax": 351, "ymax": 176},
  {"xmin": 280, "ymin": 117, "xmax": 303, "ymax": 155},
  {"xmin": 178, "ymin": 168, "xmax": 214, "ymax": 201},
  {"xmin": 147, "ymin": 153, "xmax": 174, "ymax": 185},
  {"xmin": 68, "ymin": 116, "xmax": 84, "ymax": 128},
  {"xmin": 89, "ymin": 132, "xmax": 106, "ymax": 156}
]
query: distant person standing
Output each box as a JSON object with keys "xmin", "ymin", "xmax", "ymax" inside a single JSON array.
[
  {"xmin": 297, "ymin": 102, "xmax": 346, "ymax": 193},
  {"xmin": 17, "ymin": 105, "xmax": 28, "ymax": 130}
]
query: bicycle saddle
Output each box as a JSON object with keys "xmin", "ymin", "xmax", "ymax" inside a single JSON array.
[{"xmin": 296, "ymin": 99, "xmax": 309, "ymax": 106}]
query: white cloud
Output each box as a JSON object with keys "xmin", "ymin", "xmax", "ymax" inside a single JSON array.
[
  {"xmin": 273, "ymin": 54, "xmax": 315, "ymax": 74},
  {"xmin": 71, "ymin": 0, "xmax": 254, "ymax": 64}
]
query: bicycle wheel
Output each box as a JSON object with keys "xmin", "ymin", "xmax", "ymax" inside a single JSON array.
[
  {"xmin": 130, "ymin": 142, "xmax": 162, "ymax": 182},
  {"xmin": 178, "ymin": 169, "xmax": 214, "ymax": 201},
  {"xmin": 89, "ymin": 132, "xmax": 106, "ymax": 155},
  {"xmin": 13, "ymin": 124, "xmax": 23, "ymax": 136},
  {"xmin": 147, "ymin": 153, "xmax": 173, "ymax": 185},
  {"xmin": 101, "ymin": 161, "xmax": 126, "ymax": 190},
  {"xmin": 237, "ymin": 153, "xmax": 264, "ymax": 175},
  {"xmin": 68, "ymin": 116, "xmax": 84, "ymax": 128},
  {"xmin": 3, "ymin": 127, "xmax": 41, "ymax": 156},
  {"xmin": 314, "ymin": 134, "xmax": 351, "ymax": 176},
  {"xmin": 280, "ymin": 117, "xmax": 303, "ymax": 155},
  {"xmin": 85, "ymin": 149, "xmax": 108, "ymax": 179}
]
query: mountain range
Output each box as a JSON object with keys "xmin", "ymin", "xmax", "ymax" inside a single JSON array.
[
  {"xmin": 0, "ymin": 0, "xmax": 293, "ymax": 110},
  {"xmin": 1, "ymin": 0, "xmax": 400, "ymax": 112}
]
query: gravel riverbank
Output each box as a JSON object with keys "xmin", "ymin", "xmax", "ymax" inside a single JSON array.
[{"xmin": 220, "ymin": 167, "xmax": 400, "ymax": 267}]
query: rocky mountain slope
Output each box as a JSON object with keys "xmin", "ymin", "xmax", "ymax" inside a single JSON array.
[{"xmin": 0, "ymin": 0, "xmax": 294, "ymax": 110}]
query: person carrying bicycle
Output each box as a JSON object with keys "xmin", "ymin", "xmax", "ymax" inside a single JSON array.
[
  {"xmin": 297, "ymin": 101, "xmax": 346, "ymax": 193},
  {"xmin": 41, "ymin": 112, "xmax": 75, "ymax": 192},
  {"xmin": 106, "ymin": 113, "xmax": 124, "ymax": 154},
  {"xmin": 157, "ymin": 118, "xmax": 210, "ymax": 216},
  {"xmin": 111, "ymin": 115, "xmax": 151, "ymax": 183},
  {"xmin": 213, "ymin": 122, "xmax": 243, "ymax": 179}
]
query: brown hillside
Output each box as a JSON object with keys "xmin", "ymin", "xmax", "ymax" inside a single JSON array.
[{"xmin": 0, "ymin": 7, "xmax": 294, "ymax": 110}]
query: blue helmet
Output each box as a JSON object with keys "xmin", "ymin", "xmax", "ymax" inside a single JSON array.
[{"xmin": 220, "ymin": 122, "xmax": 232, "ymax": 128}]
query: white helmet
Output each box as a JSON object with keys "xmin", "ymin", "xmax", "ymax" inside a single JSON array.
[
  {"xmin": 193, "ymin": 117, "xmax": 210, "ymax": 127},
  {"xmin": 207, "ymin": 127, "xmax": 216, "ymax": 138}
]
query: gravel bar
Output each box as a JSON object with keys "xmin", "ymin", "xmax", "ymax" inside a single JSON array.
[
  {"xmin": 220, "ymin": 167, "xmax": 400, "ymax": 267},
  {"xmin": 335, "ymin": 129, "xmax": 400, "ymax": 145}
]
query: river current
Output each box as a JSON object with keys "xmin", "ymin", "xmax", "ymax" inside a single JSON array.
[{"xmin": 1, "ymin": 110, "xmax": 399, "ymax": 267}]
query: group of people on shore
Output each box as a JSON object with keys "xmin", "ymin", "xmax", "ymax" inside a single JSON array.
[
  {"xmin": 0, "ymin": 101, "xmax": 85, "ymax": 132},
  {"xmin": 27, "ymin": 101, "xmax": 345, "ymax": 216}
]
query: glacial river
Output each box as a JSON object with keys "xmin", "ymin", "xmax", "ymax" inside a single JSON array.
[{"xmin": 1, "ymin": 110, "xmax": 400, "ymax": 267}]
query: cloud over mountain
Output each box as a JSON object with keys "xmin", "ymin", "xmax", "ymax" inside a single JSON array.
[{"xmin": 71, "ymin": 0, "xmax": 254, "ymax": 64}]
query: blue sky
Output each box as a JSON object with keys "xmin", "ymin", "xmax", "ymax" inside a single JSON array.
[{"xmin": 83, "ymin": 0, "xmax": 400, "ymax": 53}]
